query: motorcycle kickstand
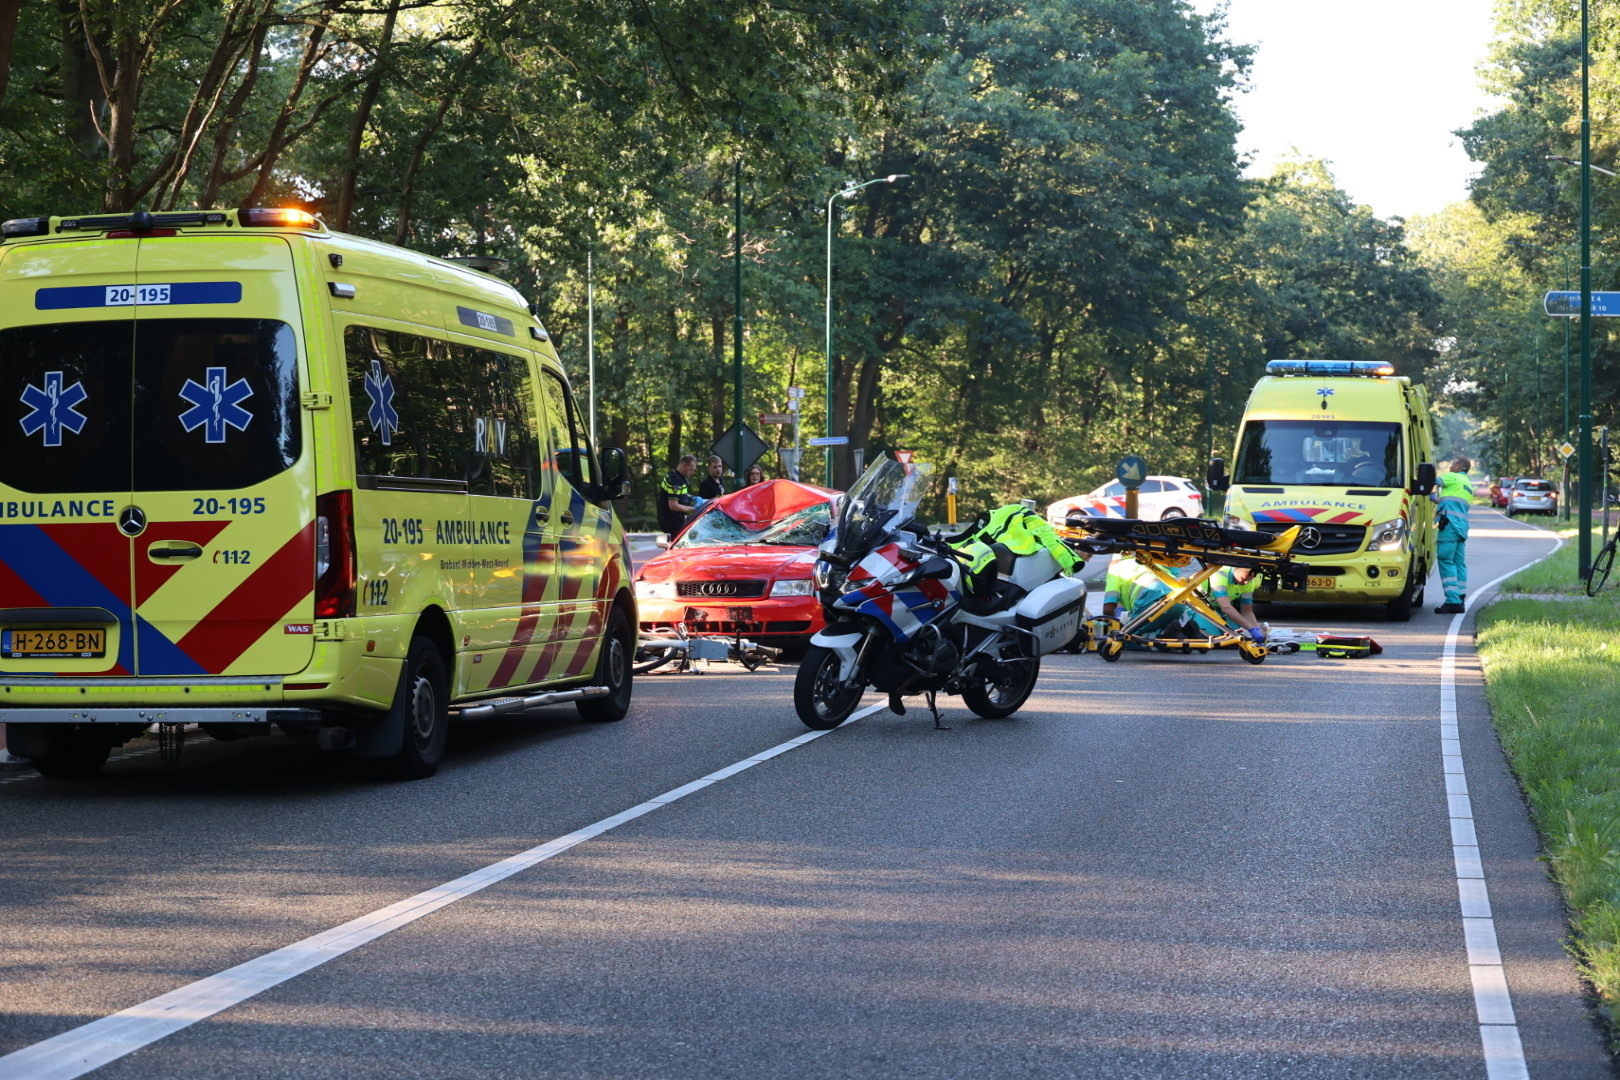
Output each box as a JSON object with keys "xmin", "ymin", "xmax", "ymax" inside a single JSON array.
[{"xmin": 928, "ymin": 690, "xmax": 949, "ymax": 730}]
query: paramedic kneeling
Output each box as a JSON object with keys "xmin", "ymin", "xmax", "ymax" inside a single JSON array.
[
  {"xmin": 1192, "ymin": 564, "xmax": 1264, "ymax": 643},
  {"xmin": 1432, "ymin": 455, "xmax": 1472, "ymax": 615}
]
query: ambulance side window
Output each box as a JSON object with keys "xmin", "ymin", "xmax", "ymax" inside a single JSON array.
[
  {"xmin": 537, "ymin": 370, "xmax": 596, "ymax": 491},
  {"xmin": 347, "ymin": 326, "xmax": 450, "ymax": 482},
  {"xmin": 453, "ymin": 344, "xmax": 539, "ymax": 500}
]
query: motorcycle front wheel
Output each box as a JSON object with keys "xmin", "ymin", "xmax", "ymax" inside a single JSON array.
[
  {"xmin": 794, "ymin": 644, "xmax": 866, "ymax": 730},
  {"xmin": 961, "ymin": 653, "xmax": 1041, "ymax": 719}
]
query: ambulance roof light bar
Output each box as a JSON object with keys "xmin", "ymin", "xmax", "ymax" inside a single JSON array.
[
  {"xmin": 2, "ymin": 207, "xmax": 323, "ymax": 241},
  {"xmin": 1266, "ymin": 359, "xmax": 1396, "ymax": 378}
]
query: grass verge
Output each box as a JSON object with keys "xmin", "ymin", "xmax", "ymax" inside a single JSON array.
[{"xmin": 1476, "ymin": 521, "xmax": 1620, "ymax": 1036}]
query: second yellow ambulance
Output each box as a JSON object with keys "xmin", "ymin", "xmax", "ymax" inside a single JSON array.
[{"xmin": 1209, "ymin": 359, "xmax": 1438, "ymax": 620}]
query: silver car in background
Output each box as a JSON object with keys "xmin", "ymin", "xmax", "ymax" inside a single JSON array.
[{"xmin": 1507, "ymin": 478, "xmax": 1558, "ymax": 516}]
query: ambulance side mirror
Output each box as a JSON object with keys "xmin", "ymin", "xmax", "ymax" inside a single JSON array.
[
  {"xmin": 1206, "ymin": 458, "xmax": 1230, "ymax": 492},
  {"xmin": 597, "ymin": 446, "xmax": 632, "ymax": 503},
  {"xmin": 1414, "ymin": 462, "xmax": 1437, "ymax": 496}
]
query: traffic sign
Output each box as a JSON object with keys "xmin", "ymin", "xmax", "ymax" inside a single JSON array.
[
  {"xmin": 1560, "ymin": 441, "xmax": 1577, "ymax": 459},
  {"xmin": 787, "ymin": 386, "xmax": 806, "ymax": 399},
  {"xmin": 1544, "ymin": 291, "xmax": 1620, "ymax": 317},
  {"xmin": 711, "ymin": 422, "xmax": 769, "ymax": 472},
  {"xmin": 758, "ymin": 413, "xmax": 792, "ymax": 424},
  {"xmin": 894, "ymin": 449, "xmax": 915, "ymax": 464},
  {"xmin": 807, "ymin": 435, "xmax": 848, "ymax": 447},
  {"xmin": 1116, "ymin": 454, "xmax": 1148, "ymax": 489}
]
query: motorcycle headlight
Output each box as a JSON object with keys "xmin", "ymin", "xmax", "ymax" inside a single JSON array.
[
  {"xmin": 770, "ymin": 579, "xmax": 814, "ymax": 597},
  {"xmin": 1371, "ymin": 516, "xmax": 1407, "ymax": 551},
  {"xmin": 634, "ymin": 580, "xmax": 675, "ymax": 599}
]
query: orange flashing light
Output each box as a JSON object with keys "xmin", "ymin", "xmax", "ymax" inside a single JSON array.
[{"xmin": 240, "ymin": 207, "xmax": 320, "ymax": 229}]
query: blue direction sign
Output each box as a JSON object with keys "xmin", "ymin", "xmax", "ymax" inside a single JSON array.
[
  {"xmin": 1544, "ymin": 290, "xmax": 1620, "ymax": 317},
  {"xmin": 1116, "ymin": 454, "xmax": 1148, "ymax": 489},
  {"xmin": 807, "ymin": 435, "xmax": 849, "ymax": 447}
]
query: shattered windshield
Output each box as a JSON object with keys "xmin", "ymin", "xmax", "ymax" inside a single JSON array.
[{"xmin": 674, "ymin": 501, "xmax": 832, "ymax": 548}]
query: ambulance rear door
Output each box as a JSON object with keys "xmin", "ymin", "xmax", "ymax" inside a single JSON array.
[
  {"xmin": 0, "ymin": 241, "xmax": 139, "ymax": 676},
  {"xmin": 127, "ymin": 236, "xmax": 316, "ymax": 677}
]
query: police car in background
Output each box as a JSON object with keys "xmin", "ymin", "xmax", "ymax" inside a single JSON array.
[{"xmin": 1046, "ymin": 475, "xmax": 1203, "ymax": 526}]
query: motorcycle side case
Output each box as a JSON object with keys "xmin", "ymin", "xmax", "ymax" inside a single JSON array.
[{"xmin": 1015, "ymin": 578, "xmax": 1087, "ymax": 655}]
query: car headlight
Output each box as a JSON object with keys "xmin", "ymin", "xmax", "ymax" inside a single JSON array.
[
  {"xmin": 769, "ymin": 579, "xmax": 814, "ymax": 597},
  {"xmin": 1223, "ymin": 514, "xmax": 1248, "ymax": 529},
  {"xmin": 1371, "ymin": 516, "xmax": 1407, "ymax": 551},
  {"xmin": 634, "ymin": 580, "xmax": 675, "ymax": 599}
]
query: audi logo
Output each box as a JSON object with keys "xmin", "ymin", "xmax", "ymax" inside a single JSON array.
[
  {"xmin": 698, "ymin": 581, "xmax": 740, "ymax": 597},
  {"xmin": 1297, "ymin": 525, "xmax": 1322, "ymax": 550}
]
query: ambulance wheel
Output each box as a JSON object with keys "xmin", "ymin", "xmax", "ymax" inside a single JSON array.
[
  {"xmin": 382, "ymin": 637, "xmax": 449, "ymax": 780},
  {"xmin": 794, "ymin": 645, "xmax": 864, "ymax": 729},
  {"xmin": 578, "ymin": 607, "xmax": 634, "ymax": 723},
  {"xmin": 27, "ymin": 730, "xmax": 111, "ymax": 778},
  {"xmin": 1098, "ymin": 638, "xmax": 1125, "ymax": 663},
  {"xmin": 962, "ymin": 655, "xmax": 1041, "ymax": 719},
  {"xmin": 1385, "ymin": 565, "xmax": 1417, "ymax": 622}
]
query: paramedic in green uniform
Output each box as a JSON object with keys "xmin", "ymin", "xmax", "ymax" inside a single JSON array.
[
  {"xmin": 1432, "ymin": 455, "xmax": 1472, "ymax": 614},
  {"xmin": 1102, "ymin": 553, "xmax": 1191, "ymax": 637},
  {"xmin": 1190, "ymin": 564, "xmax": 1264, "ymax": 642}
]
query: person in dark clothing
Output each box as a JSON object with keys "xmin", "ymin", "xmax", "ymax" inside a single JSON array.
[
  {"xmin": 657, "ymin": 455, "xmax": 700, "ymax": 539},
  {"xmin": 698, "ymin": 456, "xmax": 726, "ymax": 500}
]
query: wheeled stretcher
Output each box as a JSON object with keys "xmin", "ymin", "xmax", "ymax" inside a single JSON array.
[{"xmin": 1060, "ymin": 516, "xmax": 1308, "ymax": 665}]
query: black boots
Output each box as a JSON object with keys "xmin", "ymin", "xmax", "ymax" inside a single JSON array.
[{"xmin": 1433, "ymin": 602, "xmax": 1465, "ymax": 614}]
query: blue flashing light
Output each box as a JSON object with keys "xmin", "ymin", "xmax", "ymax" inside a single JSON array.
[{"xmin": 1265, "ymin": 359, "xmax": 1395, "ymax": 378}]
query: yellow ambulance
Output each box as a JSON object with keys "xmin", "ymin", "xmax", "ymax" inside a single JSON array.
[
  {"xmin": 1208, "ymin": 359, "xmax": 1438, "ymax": 620},
  {"xmin": 0, "ymin": 208, "xmax": 634, "ymax": 779}
]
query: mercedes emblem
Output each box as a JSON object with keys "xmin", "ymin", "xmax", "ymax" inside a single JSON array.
[
  {"xmin": 1297, "ymin": 525, "xmax": 1322, "ymax": 550},
  {"xmin": 118, "ymin": 505, "xmax": 147, "ymax": 537}
]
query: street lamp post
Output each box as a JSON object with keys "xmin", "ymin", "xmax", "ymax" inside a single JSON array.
[{"xmin": 825, "ymin": 174, "xmax": 909, "ymax": 486}]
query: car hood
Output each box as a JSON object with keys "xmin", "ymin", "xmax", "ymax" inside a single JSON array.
[{"xmin": 637, "ymin": 545, "xmax": 819, "ymax": 583}]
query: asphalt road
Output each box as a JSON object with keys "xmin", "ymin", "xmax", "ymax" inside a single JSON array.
[{"xmin": 0, "ymin": 508, "xmax": 1607, "ymax": 1078}]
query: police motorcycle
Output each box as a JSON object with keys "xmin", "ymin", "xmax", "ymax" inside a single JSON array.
[{"xmin": 795, "ymin": 458, "xmax": 1087, "ymax": 730}]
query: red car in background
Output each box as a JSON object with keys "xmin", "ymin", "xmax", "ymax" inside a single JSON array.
[{"xmin": 633, "ymin": 479, "xmax": 839, "ymax": 651}]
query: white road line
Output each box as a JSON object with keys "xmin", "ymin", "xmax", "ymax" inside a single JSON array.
[
  {"xmin": 1446, "ymin": 516, "xmax": 1562, "ymax": 1080},
  {"xmin": 0, "ymin": 698, "xmax": 888, "ymax": 1080}
]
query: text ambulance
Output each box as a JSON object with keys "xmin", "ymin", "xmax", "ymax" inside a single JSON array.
[
  {"xmin": 0, "ymin": 208, "xmax": 635, "ymax": 778},
  {"xmin": 1208, "ymin": 359, "xmax": 1438, "ymax": 620}
]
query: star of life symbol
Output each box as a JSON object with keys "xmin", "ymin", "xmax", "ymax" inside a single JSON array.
[
  {"xmin": 178, "ymin": 366, "xmax": 254, "ymax": 443},
  {"xmin": 20, "ymin": 371, "xmax": 89, "ymax": 447},
  {"xmin": 365, "ymin": 359, "xmax": 399, "ymax": 446}
]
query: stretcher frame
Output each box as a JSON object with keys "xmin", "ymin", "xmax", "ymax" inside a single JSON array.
[{"xmin": 1060, "ymin": 517, "xmax": 1307, "ymax": 665}]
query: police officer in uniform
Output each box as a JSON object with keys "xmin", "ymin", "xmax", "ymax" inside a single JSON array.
[
  {"xmin": 658, "ymin": 454, "xmax": 701, "ymax": 539},
  {"xmin": 1432, "ymin": 455, "xmax": 1473, "ymax": 614}
]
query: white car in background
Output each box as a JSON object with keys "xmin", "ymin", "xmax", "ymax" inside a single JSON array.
[{"xmin": 1047, "ymin": 475, "xmax": 1204, "ymax": 525}]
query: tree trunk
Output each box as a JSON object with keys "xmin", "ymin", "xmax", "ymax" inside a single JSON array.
[
  {"xmin": 195, "ymin": 11, "xmax": 274, "ymax": 208},
  {"xmin": 396, "ymin": 39, "xmax": 483, "ymax": 246},
  {"xmin": 666, "ymin": 411, "xmax": 682, "ymax": 471},
  {"xmin": 59, "ymin": 1, "xmax": 107, "ymax": 157},
  {"xmin": 333, "ymin": 0, "xmax": 401, "ymax": 231},
  {"xmin": 710, "ymin": 316, "xmax": 726, "ymax": 443},
  {"xmin": 242, "ymin": 16, "xmax": 328, "ymax": 208},
  {"xmin": 0, "ymin": 0, "xmax": 22, "ymax": 113}
]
